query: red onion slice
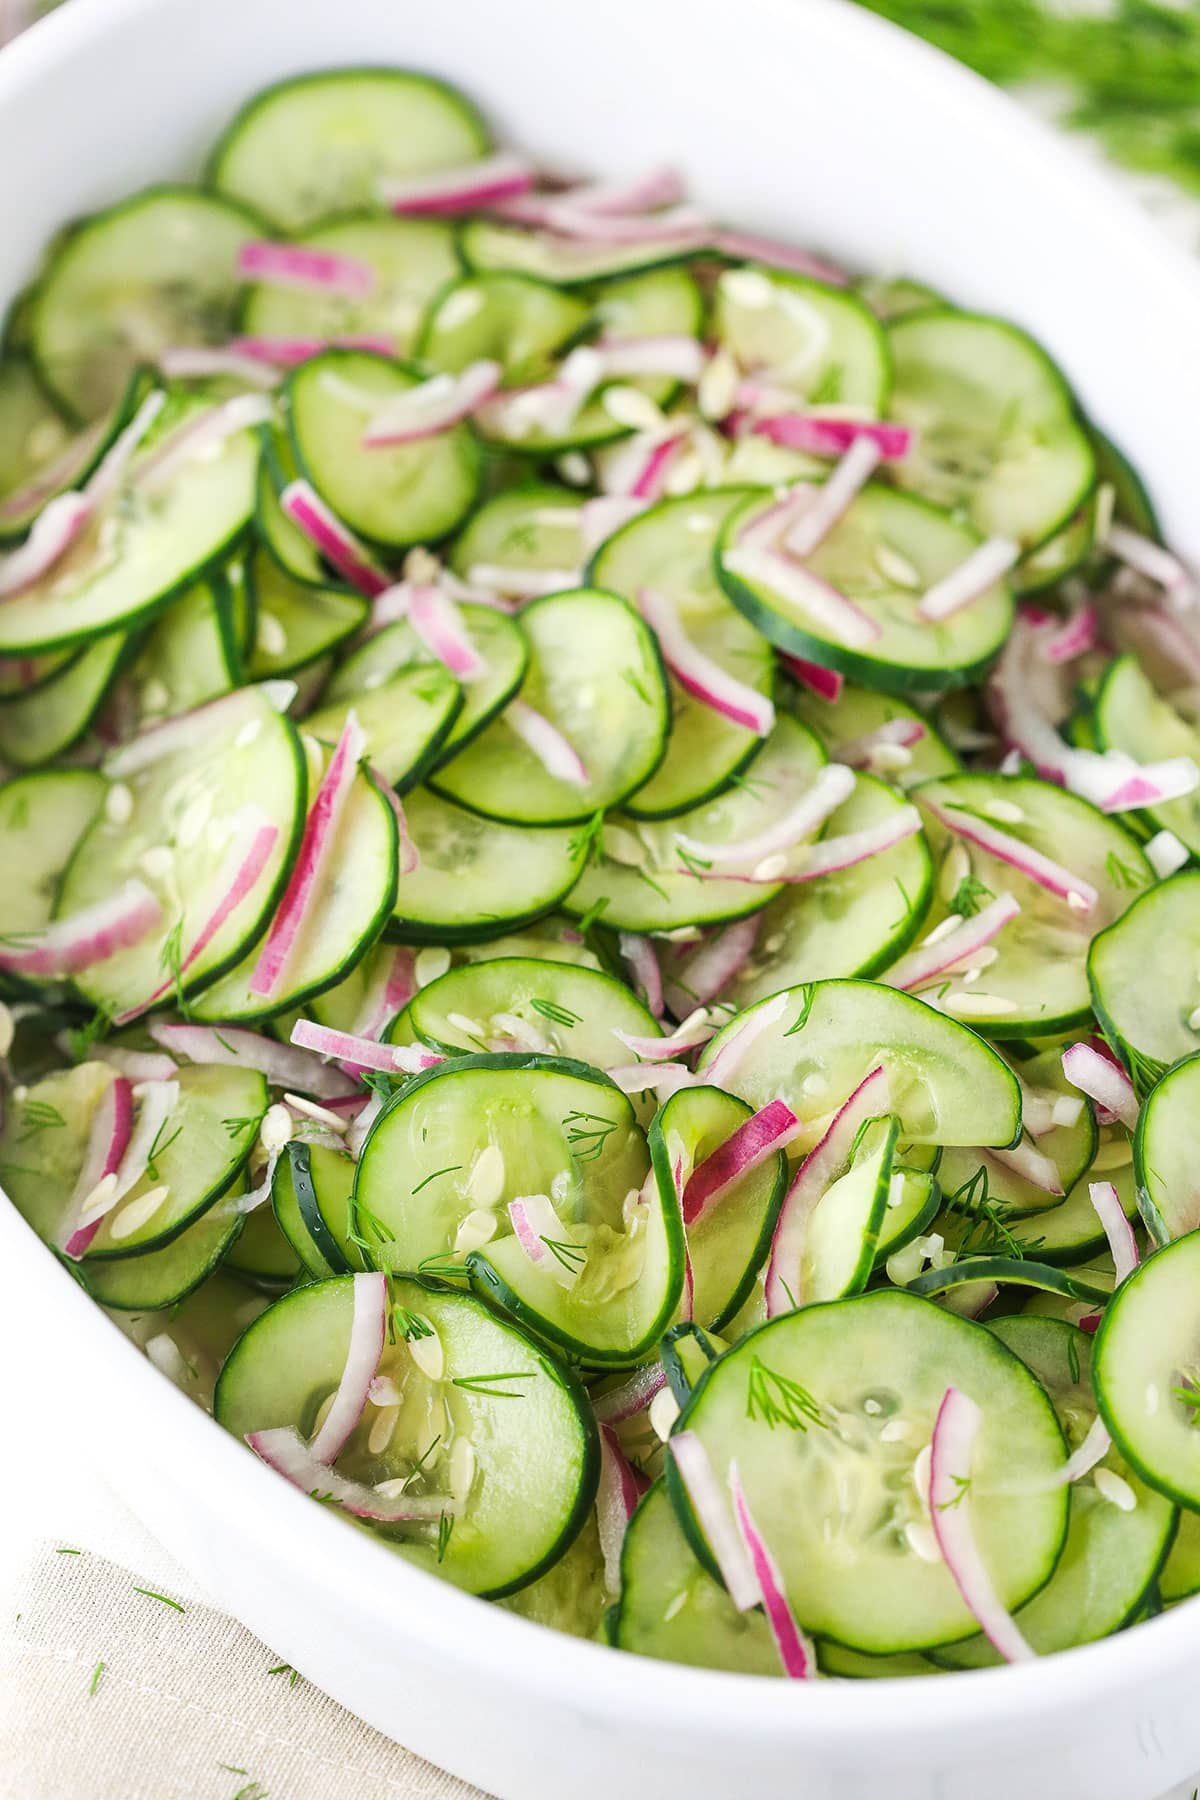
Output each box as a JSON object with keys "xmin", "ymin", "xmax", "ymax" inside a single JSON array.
[
  {"xmin": 580, "ymin": 495, "xmax": 647, "ymax": 557},
  {"xmin": 0, "ymin": 491, "xmax": 93, "ymax": 599},
  {"xmin": 351, "ymin": 947, "xmax": 417, "ymax": 1045},
  {"xmin": 597, "ymin": 1423, "xmax": 646, "ymax": 1593},
  {"xmin": 701, "ymin": 992, "xmax": 789, "ymax": 1095},
  {"xmin": 247, "ymin": 1426, "xmax": 454, "ymax": 1522},
  {"xmin": 380, "ymin": 152, "xmax": 537, "ymax": 215},
  {"xmin": 669, "ymin": 1431, "xmax": 760, "ymax": 1611},
  {"xmin": 1088, "ymin": 1180, "xmax": 1139, "ymax": 1282},
  {"xmin": 68, "ymin": 1076, "xmax": 180, "ymax": 1255},
  {"xmin": 675, "ymin": 763, "xmax": 855, "ymax": 867},
  {"xmin": 1106, "ymin": 523, "xmax": 1196, "ymax": 605},
  {"xmin": 361, "ymin": 360, "xmax": 501, "ymax": 448},
  {"xmin": 781, "ymin": 437, "xmax": 882, "ymax": 560},
  {"xmin": 712, "ymin": 230, "xmax": 847, "ymax": 285},
  {"xmin": 372, "ymin": 778, "xmax": 420, "ymax": 877},
  {"xmin": 725, "ymin": 544, "xmax": 882, "ymax": 649},
  {"xmin": 1061, "ymin": 1042, "xmax": 1138, "ymax": 1131},
  {"xmin": 607, "ymin": 1062, "xmax": 694, "ymax": 1099},
  {"xmin": 157, "ymin": 345, "xmax": 281, "ymax": 387},
  {"xmin": 929, "ymin": 1386, "xmax": 1036, "ymax": 1663},
  {"xmin": 989, "ymin": 1136, "xmax": 1064, "ymax": 1197},
  {"xmin": 308, "ymin": 1272, "xmax": 388, "ymax": 1462},
  {"xmin": 666, "ymin": 915, "xmax": 761, "ymax": 1013},
  {"xmin": 237, "ymin": 240, "xmax": 377, "ymax": 298},
  {"xmin": 637, "ymin": 586, "xmax": 774, "ymax": 736},
  {"xmin": 626, "ymin": 431, "xmax": 687, "ymax": 503},
  {"xmin": 150, "ymin": 1020, "xmax": 356, "ymax": 1099},
  {"xmin": 497, "ymin": 164, "xmax": 683, "ymax": 225},
  {"xmin": 725, "ymin": 806, "xmax": 923, "ymax": 886},
  {"xmin": 133, "ymin": 393, "xmax": 273, "ymax": 495},
  {"xmin": 883, "ymin": 893, "xmax": 1021, "ymax": 992},
  {"xmin": 231, "ymin": 333, "xmax": 397, "ymax": 365},
  {"xmin": 58, "ymin": 1076, "xmax": 134, "ymax": 1259},
  {"xmin": 917, "ymin": 537, "xmax": 1020, "ymax": 623},
  {"xmin": 594, "ymin": 335, "xmax": 706, "ymax": 382},
  {"xmin": 1041, "ymin": 603, "xmax": 1099, "ymax": 665},
  {"xmin": 505, "ymin": 699, "xmax": 589, "ymax": 786},
  {"xmin": 88, "ymin": 1046, "xmax": 178, "ymax": 1083},
  {"xmin": 280, "ymin": 480, "xmax": 389, "ymax": 597},
  {"xmin": 612, "ymin": 1011, "xmax": 715, "ymax": 1064},
  {"xmin": 830, "ymin": 716, "xmax": 925, "ymax": 768},
  {"xmin": 617, "ymin": 931, "xmax": 664, "ymax": 1019},
  {"xmin": 1042, "ymin": 1415, "xmax": 1112, "ymax": 1488},
  {"xmin": 593, "ymin": 1362, "xmax": 668, "ymax": 1426},
  {"xmin": 250, "ymin": 714, "xmax": 366, "ymax": 1000},
  {"xmin": 683, "ymin": 1099, "xmax": 802, "ymax": 1227},
  {"xmin": 84, "ymin": 390, "xmax": 168, "ymax": 505},
  {"xmin": 0, "ymin": 879, "xmax": 163, "ymax": 979},
  {"xmin": 407, "ymin": 584, "xmax": 487, "ymax": 680},
  {"xmin": 779, "ymin": 653, "xmax": 842, "ymax": 704},
  {"xmin": 751, "ymin": 413, "xmax": 911, "ymax": 461},
  {"xmin": 921, "ymin": 797, "xmax": 1098, "ymax": 913},
  {"xmin": 547, "ymin": 203, "xmax": 708, "ymax": 244},
  {"xmin": 765, "ymin": 1064, "xmax": 890, "ymax": 1316},
  {"xmin": 507, "ymin": 1193, "xmax": 581, "ymax": 1285},
  {"xmin": 728, "ymin": 1463, "xmax": 815, "ymax": 1678},
  {"xmin": 291, "ymin": 1018, "xmax": 411, "ymax": 1076}
]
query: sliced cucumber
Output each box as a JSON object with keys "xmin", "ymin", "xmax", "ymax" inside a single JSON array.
[
  {"xmin": 0, "ymin": 390, "xmax": 261, "ymax": 655},
  {"xmin": 327, "ymin": 605, "xmax": 525, "ymax": 765},
  {"xmin": 788, "ymin": 681, "xmax": 960, "ymax": 791},
  {"xmin": 1089, "ymin": 871, "xmax": 1200, "ymax": 1089},
  {"xmin": 908, "ymin": 1255, "xmax": 1111, "ymax": 1308},
  {"xmin": 939, "ymin": 1147, "xmax": 1135, "ymax": 1268},
  {"xmin": 190, "ymin": 764, "xmax": 398, "ymax": 1022},
  {"xmin": 246, "ymin": 550, "xmax": 367, "ymax": 678},
  {"xmin": 875, "ymin": 1167, "xmax": 941, "ymax": 1264},
  {"xmin": 0, "ymin": 768, "xmax": 105, "ymax": 950},
  {"xmin": 391, "ymin": 788, "xmax": 588, "ymax": 943},
  {"xmin": 1135, "ymin": 1052, "xmax": 1200, "ymax": 1243},
  {"xmin": 499, "ymin": 1513, "xmax": 608, "ymax": 1640},
  {"xmin": 257, "ymin": 427, "xmax": 329, "ymax": 586},
  {"xmin": 804, "ymin": 1115, "xmax": 899, "ymax": 1303},
  {"xmin": 60, "ymin": 684, "xmax": 304, "ymax": 1016},
  {"xmin": 210, "ymin": 70, "xmax": 491, "ymax": 232},
  {"xmin": 913, "ymin": 773, "xmax": 1153, "ymax": 1037},
  {"xmin": 239, "ymin": 214, "xmax": 460, "ymax": 359},
  {"xmin": 0, "ymin": 630, "xmax": 127, "ymax": 767},
  {"xmin": 430, "ymin": 588, "xmax": 668, "ymax": 826},
  {"xmin": 1162, "ymin": 1508, "xmax": 1200, "ymax": 1603},
  {"xmin": 887, "ymin": 310, "xmax": 1096, "ymax": 550},
  {"xmin": 0, "ymin": 1060, "xmax": 115, "ymax": 1242},
  {"xmin": 718, "ymin": 486, "xmax": 1014, "ymax": 694},
  {"xmin": 447, "ymin": 484, "xmax": 585, "ymax": 597},
  {"xmin": 668, "ymin": 1289, "xmax": 1068, "ymax": 1652},
  {"xmin": 272, "ymin": 1140, "xmax": 358, "ymax": 1279},
  {"xmin": 308, "ymin": 662, "xmax": 462, "ymax": 791},
  {"xmin": 1013, "ymin": 493, "xmax": 1097, "ymax": 596},
  {"xmin": 650, "ymin": 1086, "xmax": 787, "ymax": 1332},
  {"xmin": 0, "ymin": 355, "xmax": 100, "ymax": 540},
  {"xmin": 614, "ymin": 1480, "xmax": 781, "ymax": 1674},
  {"xmin": 1094, "ymin": 1232, "xmax": 1200, "ymax": 1510},
  {"xmin": 224, "ymin": 1198, "xmax": 302, "ymax": 1285},
  {"xmin": 857, "ymin": 276, "xmax": 943, "ymax": 322},
  {"xmin": 30, "ymin": 188, "xmax": 259, "ymax": 420},
  {"xmin": 287, "ymin": 349, "xmax": 480, "ymax": 550},
  {"xmin": 587, "ymin": 489, "xmax": 776, "ymax": 818},
  {"xmin": 125, "ymin": 578, "xmax": 242, "ymax": 726},
  {"xmin": 713, "ymin": 266, "xmax": 890, "ymax": 410},
  {"xmin": 933, "ymin": 1317, "xmax": 1175, "ymax": 1666},
  {"xmin": 713, "ymin": 773, "xmax": 933, "ymax": 1009},
  {"xmin": 408, "ymin": 955, "xmax": 660, "ymax": 1072},
  {"xmin": 694, "ymin": 979, "xmax": 1022, "ymax": 1149},
  {"xmin": 459, "ymin": 219, "xmax": 702, "ymax": 286},
  {"xmin": 214, "ymin": 1272, "xmax": 598, "ymax": 1597},
  {"xmin": 418, "ymin": 272, "xmax": 591, "ymax": 390},
  {"xmin": 83, "ymin": 1185, "xmax": 245, "ymax": 1310},
  {"xmin": 563, "ymin": 716, "xmax": 825, "ymax": 934},
  {"xmin": 1094, "ymin": 655, "xmax": 1200, "ymax": 857}
]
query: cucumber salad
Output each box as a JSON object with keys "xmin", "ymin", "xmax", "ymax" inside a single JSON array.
[{"xmin": 5, "ymin": 63, "xmax": 1200, "ymax": 1680}]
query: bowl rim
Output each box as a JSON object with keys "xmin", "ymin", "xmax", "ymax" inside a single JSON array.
[{"xmin": 3, "ymin": 0, "xmax": 1200, "ymax": 1747}]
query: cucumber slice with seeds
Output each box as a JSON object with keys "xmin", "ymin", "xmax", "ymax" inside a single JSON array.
[
  {"xmin": 0, "ymin": 355, "xmax": 110, "ymax": 540},
  {"xmin": 256, "ymin": 427, "xmax": 329, "ymax": 586},
  {"xmin": 1089, "ymin": 871, "xmax": 1200, "ymax": 1090},
  {"xmin": 788, "ymin": 681, "xmax": 960, "ymax": 790},
  {"xmin": 127, "ymin": 577, "xmax": 243, "ymax": 723},
  {"xmin": 272, "ymin": 1140, "xmax": 358, "ymax": 1279},
  {"xmin": 0, "ymin": 769, "xmax": 105, "ymax": 958},
  {"xmin": 0, "ymin": 630, "xmax": 127, "ymax": 767},
  {"xmin": 1093, "ymin": 654, "xmax": 1200, "ymax": 857},
  {"xmin": 288, "ymin": 349, "xmax": 481, "ymax": 551},
  {"xmin": 874, "ymin": 1168, "xmax": 941, "ymax": 1265},
  {"xmin": 1135, "ymin": 1052, "xmax": 1200, "ymax": 1243},
  {"xmin": 418, "ymin": 272, "xmax": 591, "ymax": 390},
  {"xmin": 408, "ymin": 955, "xmax": 660, "ymax": 1071},
  {"xmin": 713, "ymin": 266, "xmax": 890, "ymax": 411},
  {"xmin": 1094, "ymin": 1232, "xmax": 1200, "ymax": 1511},
  {"xmin": 307, "ymin": 662, "xmax": 462, "ymax": 791},
  {"xmin": 82, "ymin": 1185, "xmax": 245, "ymax": 1311},
  {"xmin": 30, "ymin": 187, "xmax": 261, "ymax": 420},
  {"xmin": 887, "ymin": 310, "xmax": 1096, "ymax": 550},
  {"xmin": 459, "ymin": 219, "xmax": 702, "ymax": 286},
  {"xmin": 430, "ymin": 588, "xmax": 669, "ymax": 826},
  {"xmin": 224, "ymin": 1198, "xmax": 302, "ymax": 1285},
  {"xmin": 245, "ymin": 550, "xmax": 368, "ymax": 678},
  {"xmin": 447, "ymin": 484, "xmax": 585, "ymax": 596}
]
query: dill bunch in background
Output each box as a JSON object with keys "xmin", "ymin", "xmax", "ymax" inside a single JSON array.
[{"xmin": 856, "ymin": 0, "xmax": 1200, "ymax": 194}]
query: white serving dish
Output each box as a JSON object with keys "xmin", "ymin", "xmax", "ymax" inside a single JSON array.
[{"xmin": 3, "ymin": 1, "xmax": 1200, "ymax": 1794}]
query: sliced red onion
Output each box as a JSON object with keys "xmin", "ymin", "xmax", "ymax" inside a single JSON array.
[
  {"xmin": 580, "ymin": 495, "xmax": 647, "ymax": 557},
  {"xmin": 114, "ymin": 817, "xmax": 279, "ymax": 1025},
  {"xmin": 346, "ymin": 1090, "xmax": 385, "ymax": 1159},
  {"xmin": 1041, "ymin": 604, "xmax": 1099, "ymax": 665},
  {"xmin": 563, "ymin": 164, "xmax": 685, "ymax": 218},
  {"xmin": 765, "ymin": 1064, "xmax": 889, "ymax": 1315},
  {"xmin": 989, "ymin": 1136, "xmax": 1064, "ymax": 1197},
  {"xmin": 291, "ymin": 1018, "xmax": 412, "ymax": 1076},
  {"xmin": 548, "ymin": 203, "xmax": 709, "ymax": 244},
  {"xmin": 0, "ymin": 417, "xmax": 110, "ymax": 528},
  {"xmin": 390, "ymin": 1045, "xmax": 445, "ymax": 1075},
  {"xmin": 58, "ymin": 1076, "xmax": 134, "ymax": 1259},
  {"xmin": 712, "ymin": 230, "xmax": 847, "ymax": 285},
  {"xmin": 1046, "ymin": 1415, "xmax": 1112, "ymax": 1488},
  {"xmin": 1146, "ymin": 829, "xmax": 1189, "ymax": 879},
  {"xmin": 247, "ymin": 1425, "xmax": 453, "ymax": 1521},
  {"xmin": 676, "ymin": 763, "xmax": 855, "ymax": 867},
  {"xmin": 883, "ymin": 893, "xmax": 1021, "ymax": 992},
  {"xmin": 725, "ymin": 544, "xmax": 882, "ymax": 649},
  {"xmin": 505, "ymin": 700, "xmax": 588, "ymax": 786},
  {"xmin": 0, "ymin": 491, "xmax": 93, "ymax": 599},
  {"xmin": 237, "ymin": 240, "xmax": 376, "ymax": 298},
  {"xmin": 351, "ymin": 947, "xmax": 417, "ymax": 1044},
  {"xmin": 251, "ymin": 714, "xmax": 366, "ymax": 999},
  {"xmin": 627, "ymin": 431, "xmax": 687, "ymax": 503},
  {"xmin": 918, "ymin": 537, "xmax": 1020, "ymax": 623},
  {"xmin": 1094, "ymin": 762, "xmax": 1200, "ymax": 814},
  {"xmin": 1061, "ymin": 1042, "xmax": 1138, "ymax": 1131},
  {"xmin": 669, "ymin": 1431, "xmax": 760, "ymax": 1611},
  {"xmin": 728, "ymin": 1463, "xmax": 814, "ymax": 1678},
  {"xmin": 781, "ymin": 437, "xmax": 882, "ymax": 560},
  {"xmin": 593, "ymin": 1362, "xmax": 668, "ymax": 1426},
  {"xmin": 780, "ymin": 653, "xmax": 843, "ymax": 703},
  {"xmin": 507, "ymin": 1193, "xmax": 581, "ymax": 1284},
  {"xmin": 157, "ymin": 345, "xmax": 281, "ymax": 387},
  {"xmin": 84, "ymin": 390, "xmax": 168, "ymax": 505},
  {"xmin": 831, "ymin": 717, "xmax": 926, "ymax": 768},
  {"xmin": 683, "ymin": 1099, "xmax": 802, "ymax": 1227},
  {"xmin": 736, "ymin": 806, "xmax": 923, "ymax": 885},
  {"xmin": 669, "ymin": 1153, "xmax": 696, "ymax": 1324},
  {"xmin": 133, "ymin": 393, "xmax": 273, "ymax": 495},
  {"xmin": 279, "ymin": 480, "xmax": 389, "ymax": 598},
  {"xmin": 922, "ymin": 796, "xmax": 1098, "ymax": 913},
  {"xmin": 68, "ymin": 1076, "xmax": 180, "ymax": 1253},
  {"xmin": 751, "ymin": 413, "xmax": 911, "ymax": 462},
  {"xmin": 149, "ymin": 1021, "xmax": 356, "ymax": 1099},
  {"xmin": 637, "ymin": 586, "xmax": 774, "ymax": 735},
  {"xmin": 230, "ymin": 333, "xmax": 397, "ymax": 365},
  {"xmin": 1088, "ymin": 1180, "xmax": 1139, "ymax": 1281},
  {"xmin": 308, "ymin": 1272, "xmax": 387, "ymax": 1462},
  {"xmin": 668, "ymin": 915, "xmax": 761, "ymax": 1011},
  {"xmin": 612, "ymin": 1010, "xmax": 715, "ymax": 1064},
  {"xmin": 0, "ymin": 879, "xmax": 162, "ymax": 979},
  {"xmin": 87, "ymin": 1046, "xmax": 178, "ymax": 1083},
  {"xmin": 1106, "ymin": 523, "xmax": 1196, "ymax": 605},
  {"xmin": 930, "ymin": 1387, "xmax": 1035, "ymax": 1662},
  {"xmin": 372, "ymin": 777, "xmax": 420, "ymax": 877},
  {"xmin": 462, "ymin": 563, "xmax": 578, "ymax": 602},
  {"xmin": 361, "ymin": 360, "xmax": 501, "ymax": 448},
  {"xmin": 607, "ymin": 1061, "xmax": 694, "ymax": 1099},
  {"xmin": 618, "ymin": 931, "xmax": 664, "ymax": 1019},
  {"xmin": 407, "ymin": 584, "xmax": 487, "ymax": 680},
  {"xmin": 380, "ymin": 152, "xmax": 537, "ymax": 215},
  {"xmin": 701, "ymin": 992, "xmax": 789, "ymax": 1095},
  {"xmin": 597, "ymin": 1423, "xmax": 646, "ymax": 1593},
  {"xmin": 594, "ymin": 335, "xmax": 706, "ymax": 383},
  {"xmin": 103, "ymin": 685, "xmax": 263, "ymax": 779}
]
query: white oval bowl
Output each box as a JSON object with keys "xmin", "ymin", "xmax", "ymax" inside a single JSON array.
[{"xmin": 3, "ymin": 2, "xmax": 1200, "ymax": 1795}]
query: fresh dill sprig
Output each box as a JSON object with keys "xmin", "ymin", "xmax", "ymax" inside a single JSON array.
[
  {"xmin": 562, "ymin": 1109, "xmax": 618, "ymax": 1163},
  {"xmin": 410, "ymin": 1164, "xmax": 462, "ymax": 1195},
  {"xmin": 88, "ymin": 1660, "xmax": 106, "ymax": 1696},
  {"xmin": 267, "ymin": 1662, "xmax": 300, "ymax": 1687},
  {"xmin": 221, "ymin": 1115, "xmax": 259, "ymax": 1139},
  {"xmin": 436, "ymin": 1511, "xmax": 455, "ymax": 1563},
  {"xmin": 17, "ymin": 1099, "xmax": 66, "ymax": 1143},
  {"xmin": 541, "ymin": 1236, "xmax": 587, "ymax": 1274},
  {"xmin": 392, "ymin": 1305, "xmax": 434, "ymax": 1342},
  {"xmin": 452, "ymin": 1371, "xmax": 536, "ymax": 1398},
  {"xmin": 131, "ymin": 1586, "xmax": 185, "ymax": 1613},
  {"xmin": 145, "ymin": 1117, "xmax": 182, "ymax": 1181},
  {"xmin": 529, "ymin": 996, "xmax": 582, "ymax": 1029},
  {"xmin": 949, "ymin": 875, "xmax": 995, "ymax": 919},
  {"xmin": 416, "ymin": 1253, "xmax": 471, "ymax": 1281},
  {"xmin": 745, "ymin": 1356, "xmax": 826, "ymax": 1432}
]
